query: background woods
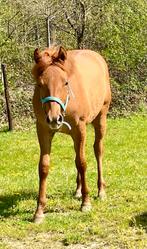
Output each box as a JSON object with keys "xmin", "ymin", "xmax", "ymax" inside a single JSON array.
[{"xmin": 0, "ymin": 0, "xmax": 146, "ymax": 128}]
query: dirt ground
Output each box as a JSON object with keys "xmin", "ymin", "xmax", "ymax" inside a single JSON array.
[{"xmin": 1, "ymin": 232, "xmax": 113, "ymax": 249}]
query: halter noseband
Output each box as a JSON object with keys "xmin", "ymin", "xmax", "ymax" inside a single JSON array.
[{"xmin": 41, "ymin": 95, "xmax": 69, "ymax": 112}]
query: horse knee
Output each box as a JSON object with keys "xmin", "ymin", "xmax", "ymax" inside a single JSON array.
[
  {"xmin": 39, "ymin": 156, "xmax": 49, "ymax": 178},
  {"xmin": 39, "ymin": 164, "xmax": 49, "ymax": 177}
]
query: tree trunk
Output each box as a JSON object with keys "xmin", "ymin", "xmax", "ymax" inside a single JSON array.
[{"xmin": 46, "ymin": 16, "xmax": 51, "ymax": 47}]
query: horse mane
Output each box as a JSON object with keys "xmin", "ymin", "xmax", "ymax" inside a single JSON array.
[{"xmin": 32, "ymin": 45, "xmax": 74, "ymax": 81}]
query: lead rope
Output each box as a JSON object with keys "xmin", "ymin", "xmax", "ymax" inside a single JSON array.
[{"xmin": 62, "ymin": 120, "xmax": 72, "ymax": 130}]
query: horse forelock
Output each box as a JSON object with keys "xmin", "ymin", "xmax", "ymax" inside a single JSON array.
[
  {"xmin": 32, "ymin": 60, "xmax": 51, "ymax": 79},
  {"xmin": 32, "ymin": 51, "xmax": 73, "ymax": 81}
]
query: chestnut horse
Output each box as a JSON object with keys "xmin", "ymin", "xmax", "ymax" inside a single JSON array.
[{"xmin": 32, "ymin": 46, "xmax": 111, "ymax": 223}]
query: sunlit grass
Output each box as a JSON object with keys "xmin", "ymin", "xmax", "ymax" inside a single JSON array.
[{"xmin": 0, "ymin": 115, "xmax": 146, "ymax": 248}]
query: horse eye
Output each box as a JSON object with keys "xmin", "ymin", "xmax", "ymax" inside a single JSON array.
[{"xmin": 65, "ymin": 81, "xmax": 68, "ymax": 86}]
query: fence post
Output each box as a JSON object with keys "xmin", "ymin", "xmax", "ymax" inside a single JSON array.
[{"xmin": 1, "ymin": 64, "xmax": 13, "ymax": 131}]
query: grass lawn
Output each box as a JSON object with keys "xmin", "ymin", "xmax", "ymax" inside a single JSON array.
[{"xmin": 0, "ymin": 115, "xmax": 146, "ymax": 248}]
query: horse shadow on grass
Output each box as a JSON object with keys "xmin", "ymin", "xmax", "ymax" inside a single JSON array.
[
  {"xmin": 0, "ymin": 191, "xmax": 37, "ymax": 219},
  {"xmin": 0, "ymin": 190, "xmax": 79, "ymax": 221},
  {"xmin": 130, "ymin": 212, "xmax": 147, "ymax": 232}
]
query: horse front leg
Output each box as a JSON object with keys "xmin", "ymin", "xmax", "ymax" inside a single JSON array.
[
  {"xmin": 72, "ymin": 123, "xmax": 91, "ymax": 211},
  {"xmin": 34, "ymin": 123, "xmax": 54, "ymax": 223}
]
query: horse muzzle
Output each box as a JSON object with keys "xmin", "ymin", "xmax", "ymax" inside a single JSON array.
[
  {"xmin": 46, "ymin": 113, "xmax": 72, "ymax": 131},
  {"xmin": 41, "ymin": 96, "xmax": 72, "ymax": 130},
  {"xmin": 46, "ymin": 114, "xmax": 63, "ymax": 130}
]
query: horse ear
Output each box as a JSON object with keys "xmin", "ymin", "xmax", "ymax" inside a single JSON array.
[
  {"xmin": 58, "ymin": 46, "xmax": 67, "ymax": 62},
  {"xmin": 52, "ymin": 46, "xmax": 67, "ymax": 63},
  {"xmin": 34, "ymin": 48, "xmax": 41, "ymax": 63}
]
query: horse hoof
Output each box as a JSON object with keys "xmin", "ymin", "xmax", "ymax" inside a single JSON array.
[
  {"xmin": 75, "ymin": 190, "xmax": 82, "ymax": 199},
  {"xmin": 98, "ymin": 191, "xmax": 107, "ymax": 200},
  {"xmin": 81, "ymin": 202, "xmax": 92, "ymax": 212},
  {"xmin": 33, "ymin": 214, "xmax": 45, "ymax": 224}
]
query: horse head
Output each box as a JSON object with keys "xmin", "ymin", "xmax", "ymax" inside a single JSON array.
[{"xmin": 32, "ymin": 46, "xmax": 71, "ymax": 130}]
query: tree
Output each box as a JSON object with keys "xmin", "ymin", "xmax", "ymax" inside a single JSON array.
[{"xmin": 61, "ymin": 0, "xmax": 85, "ymax": 48}]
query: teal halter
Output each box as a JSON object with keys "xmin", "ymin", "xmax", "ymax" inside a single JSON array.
[
  {"xmin": 40, "ymin": 83, "xmax": 74, "ymax": 130},
  {"xmin": 41, "ymin": 95, "xmax": 69, "ymax": 112}
]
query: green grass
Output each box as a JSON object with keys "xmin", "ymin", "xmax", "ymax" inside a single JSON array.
[{"xmin": 0, "ymin": 115, "xmax": 147, "ymax": 248}]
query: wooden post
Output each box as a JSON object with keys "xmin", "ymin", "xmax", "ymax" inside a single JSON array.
[{"xmin": 1, "ymin": 64, "xmax": 13, "ymax": 131}]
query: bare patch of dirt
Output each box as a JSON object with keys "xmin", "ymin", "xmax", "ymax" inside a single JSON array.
[{"xmin": 1, "ymin": 232, "xmax": 112, "ymax": 249}]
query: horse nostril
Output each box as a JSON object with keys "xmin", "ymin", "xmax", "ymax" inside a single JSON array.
[
  {"xmin": 57, "ymin": 114, "xmax": 63, "ymax": 124},
  {"xmin": 46, "ymin": 116, "xmax": 50, "ymax": 124},
  {"xmin": 46, "ymin": 115, "xmax": 63, "ymax": 125}
]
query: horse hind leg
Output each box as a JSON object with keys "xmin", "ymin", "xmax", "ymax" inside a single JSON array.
[
  {"xmin": 93, "ymin": 104, "xmax": 109, "ymax": 200},
  {"xmin": 71, "ymin": 123, "xmax": 91, "ymax": 211},
  {"xmin": 75, "ymin": 172, "xmax": 82, "ymax": 198}
]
